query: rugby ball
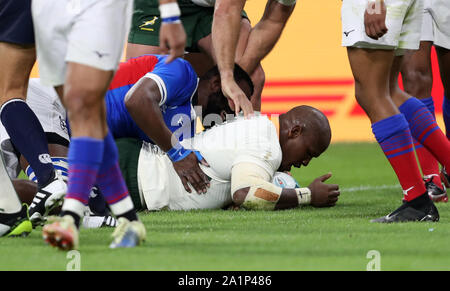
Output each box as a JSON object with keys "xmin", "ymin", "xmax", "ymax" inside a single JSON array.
[{"xmin": 272, "ymin": 172, "xmax": 300, "ymax": 189}]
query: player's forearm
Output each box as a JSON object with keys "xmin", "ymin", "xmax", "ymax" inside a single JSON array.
[
  {"xmin": 239, "ymin": 0, "xmax": 295, "ymax": 74},
  {"xmin": 232, "ymin": 186, "xmax": 311, "ymax": 211},
  {"xmin": 212, "ymin": 0, "xmax": 246, "ymax": 80}
]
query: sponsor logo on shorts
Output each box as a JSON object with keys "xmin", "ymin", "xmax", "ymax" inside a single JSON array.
[
  {"xmin": 344, "ymin": 29, "xmax": 355, "ymax": 37},
  {"xmin": 39, "ymin": 154, "xmax": 53, "ymax": 164},
  {"xmin": 93, "ymin": 51, "xmax": 110, "ymax": 59},
  {"xmin": 139, "ymin": 16, "xmax": 158, "ymax": 31}
]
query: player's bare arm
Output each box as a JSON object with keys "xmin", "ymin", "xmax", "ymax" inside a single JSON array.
[
  {"xmin": 364, "ymin": 0, "xmax": 388, "ymax": 40},
  {"xmin": 231, "ymin": 164, "xmax": 340, "ymax": 210},
  {"xmin": 212, "ymin": 0, "xmax": 253, "ymax": 117},
  {"xmin": 158, "ymin": 0, "xmax": 187, "ymax": 63},
  {"xmin": 239, "ymin": 0, "xmax": 295, "ymax": 76},
  {"xmin": 124, "ymin": 78, "xmax": 210, "ymax": 194}
]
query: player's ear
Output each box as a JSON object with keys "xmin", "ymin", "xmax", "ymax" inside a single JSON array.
[
  {"xmin": 210, "ymin": 74, "xmax": 221, "ymax": 92},
  {"xmin": 289, "ymin": 124, "xmax": 304, "ymax": 139}
]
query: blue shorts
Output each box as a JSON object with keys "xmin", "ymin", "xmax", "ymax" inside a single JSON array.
[{"xmin": 0, "ymin": 0, "xmax": 34, "ymax": 45}]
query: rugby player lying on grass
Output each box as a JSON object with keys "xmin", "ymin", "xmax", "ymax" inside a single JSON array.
[
  {"xmin": 8, "ymin": 103, "xmax": 339, "ymax": 212},
  {"xmin": 114, "ymin": 105, "xmax": 339, "ymax": 211},
  {"xmin": 1, "ymin": 61, "xmax": 254, "ymax": 217}
]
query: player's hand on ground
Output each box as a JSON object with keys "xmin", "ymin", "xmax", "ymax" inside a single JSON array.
[
  {"xmin": 160, "ymin": 22, "xmax": 187, "ymax": 63},
  {"xmin": 172, "ymin": 152, "xmax": 210, "ymax": 194},
  {"xmin": 364, "ymin": 1, "xmax": 388, "ymax": 40},
  {"xmin": 221, "ymin": 77, "xmax": 254, "ymax": 118},
  {"xmin": 308, "ymin": 173, "xmax": 340, "ymax": 207}
]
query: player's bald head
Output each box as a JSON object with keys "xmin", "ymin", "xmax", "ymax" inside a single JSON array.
[{"xmin": 284, "ymin": 105, "xmax": 331, "ymax": 151}]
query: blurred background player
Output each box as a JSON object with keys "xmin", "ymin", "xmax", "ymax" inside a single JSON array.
[
  {"xmin": 126, "ymin": 0, "xmax": 266, "ymax": 111},
  {"xmin": 211, "ymin": 0, "xmax": 297, "ymax": 117},
  {"xmin": 31, "ymin": 0, "xmax": 145, "ymax": 250},
  {"xmin": 342, "ymin": 0, "xmax": 450, "ymax": 223},
  {"xmin": 400, "ymin": 0, "xmax": 450, "ymax": 202},
  {"xmin": 0, "ymin": 0, "xmax": 66, "ymax": 233}
]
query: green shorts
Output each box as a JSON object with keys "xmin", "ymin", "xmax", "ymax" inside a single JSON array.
[
  {"xmin": 128, "ymin": 0, "xmax": 214, "ymax": 52},
  {"xmin": 116, "ymin": 138, "xmax": 144, "ymax": 211}
]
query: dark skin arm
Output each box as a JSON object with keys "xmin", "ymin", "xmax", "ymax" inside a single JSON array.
[
  {"xmin": 124, "ymin": 78, "xmax": 210, "ymax": 194},
  {"xmin": 232, "ymin": 173, "xmax": 340, "ymax": 210}
]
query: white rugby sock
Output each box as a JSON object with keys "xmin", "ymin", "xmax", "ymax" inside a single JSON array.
[{"xmin": 0, "ymin": 155, "xmax": 22, "ymax": 214}]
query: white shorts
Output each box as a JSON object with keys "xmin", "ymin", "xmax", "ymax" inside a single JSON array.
[
  {"xmin": 31, "ymin": 0, "xmax": 133, "ymax": 86},
  {"xmin": 137, "ymin": 143, "xmax": 232, "ymax": 211},
  {"xmin": 0, "ymin": 79, "xmax": 69, "ymax": 178},
  {"xmin": 342, "ymin": 0, "xmax": 423, "ymax": 54},
  {"xmin": 421, "ymin": 0, "xmax": 450, "ymax": 49}
]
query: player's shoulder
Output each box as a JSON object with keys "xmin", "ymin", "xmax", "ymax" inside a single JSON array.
[{"xmin": 236, "ymin": 113, "xmax": 276, "ymax": 132}]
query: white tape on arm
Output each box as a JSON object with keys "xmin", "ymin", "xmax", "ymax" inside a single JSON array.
[
  {"xmin": 295, "ymin": 187, "xmax": 312, "ymax": 205},
  {"xmin": 232, "ymin": 163, "xmax": 281, "ymax": 210}
]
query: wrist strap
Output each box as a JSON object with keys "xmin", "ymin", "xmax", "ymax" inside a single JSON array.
[
  {"xmin": 296, "ymin": 187, "xmax": 312, "ymax": 205},
  {"xmin": 161, "ymin": 16, "xmax": 181, "ymax": 24},
  {"xmin": 159, "ymin": 2, "xmax": 181, "ymax": 19},
  {"xmin": 167, "ymin": 145, "xmax": 191, "ymax": 162},
  {"xmin": 167, "ymin": 146, "xmax": 204, "ymax": 163}
]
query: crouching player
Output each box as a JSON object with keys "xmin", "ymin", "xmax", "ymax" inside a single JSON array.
[{"xmin": 116, "ymin": 106, "xmax": 339, "ymax": 211}]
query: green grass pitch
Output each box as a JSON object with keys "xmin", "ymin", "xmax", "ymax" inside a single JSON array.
[{"xmin": 1, "ymin": 142, "xmax": 450, "ymax": 271}]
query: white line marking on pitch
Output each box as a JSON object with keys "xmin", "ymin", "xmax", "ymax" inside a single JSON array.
[{"xmin": 341, "ymin": 184, "xmax": 400, "ymax": 193}]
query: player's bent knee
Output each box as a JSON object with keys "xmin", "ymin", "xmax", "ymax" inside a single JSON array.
[
  {"xmin": 402, "ymin": 70, "xmax": 433, "ymax": 98},
  {"xmin": 63, "ymin": 86, "xmax": 105, "ymax": 115}
]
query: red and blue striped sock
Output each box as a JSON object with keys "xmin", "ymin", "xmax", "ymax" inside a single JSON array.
[
  {"xmin": 443, "ymin": 96, "xmax": 450, "ymax": 139},
  {"xmin": 372, "ymin": 114, "xmax": 427, "ymax": 201},
  {"xmin": 96, "ymin": 132, "xmax": 136, "ymax": 220},
  {"xmin": 399, "ymin": 97, "xmax": 450, "ymax": 171},
  {"xmin": 410, "ymin": 97, "xmax": 442, "ymax": 188},
  {"xmin": 63, "ymin": 137, "xmax": 104, "ymax": 219}
]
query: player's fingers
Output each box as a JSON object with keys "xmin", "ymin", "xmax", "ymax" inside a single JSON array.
[
  {"xmin": 373, "ymin": 22, "xmax": 386, "ymax": 38},
  {"xmin": 165, "ymin": 48, "xmax": 178, "ymax": 64},
  {"xmin": 160, "ymin": 41, "xmax": 169, "ymax": 55},
  {"xmin": 185, "ymin": 173, "xmax": 201, "ymax": 194},
  {"xmin": 180, "ymin": 176, "xmax": 192, "ymax": 193},
  {"xmin": 319, "ymin": 172, "xmax": 332, "ymax": 182},
  {"xmin": 379, "ymin": 20, "xmax": 388, "ymax": 34},
  {"xmin": 368, "ymin": 23, "xmax": 379, "ymax": 40},
  {"xmin": 200, "ymin": 158, "xmax": 210, "ymax": 168},
  {"xmin": 365, "ymin": 21, "xmax": 375, "ymax": 39},
  {"xmin": 189, "ymin": 171, "xmax": 207, "ymax": 194},
  {"xmin": 328, "ymin": 183, "xmax": 339, "ymax": 191},
  {"xmin": 193, "ymin": 162, "xmax": 210, "ymax": 188},
  {"xmin": 243, "ymin": 99, "xmax": 254, "ymax": 118},
  {"xmin": 234, "ymin": 99, "xmax": 241, "ymax": 116},
  {"xmin": 329, "ymin": 190, "xmax": 340, "ymax": 198},
  {"xmin": 328, "ymin": 197, "xmax": 339, "ymax": 205}
]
